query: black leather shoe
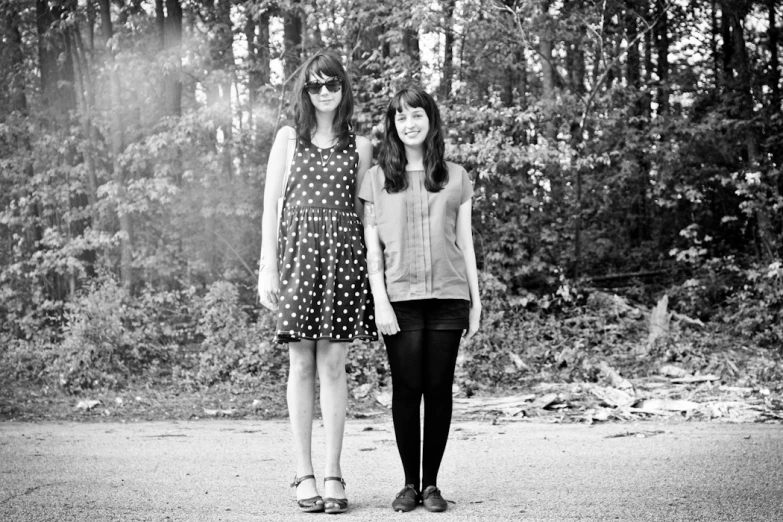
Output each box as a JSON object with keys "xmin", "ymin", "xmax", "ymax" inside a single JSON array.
[
  {"xmin": 391, "ymin": 484, "xmax": 419, "ymax": 512},
  {"xmin": 421, "ymin": 485, "xmax": 448, "ymax": 512}
]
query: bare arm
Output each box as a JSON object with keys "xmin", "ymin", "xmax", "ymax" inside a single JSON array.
[
  {"xmin": 456, "ymin": 199, "xmax": 481, "ymax": 339},
  {"xmin": 354, "ymin": 135, "xmax": 373, "ymax": 221},
  {"xmin": 257, "ymin": 126, "xmax": 294, "ymax": 309},
  {"xmin": 363, "ymin": 202, "xmax": 399, "ymax": 336}
]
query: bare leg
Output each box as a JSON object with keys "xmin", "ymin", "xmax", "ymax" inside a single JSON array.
[
  {"xmin": 287, "ymin": 340, "xmax": 320, "ymax": 502},
  {"xmin": 316, "ymin": 340, "xmax": 348, "ymax": 505}
]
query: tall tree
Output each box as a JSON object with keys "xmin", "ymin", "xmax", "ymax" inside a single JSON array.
[
  {"xmin": 2, "ymin": 3, "xmax": 27, "ymax": 114},
  {"xmin": 440, "ymin": 0, "xmax": 456, "ymax": 98},
  {"xmin": 98, "ymin": 0, "xmax": 133, "ymax": 290},
  {"xmin": 539, "ymin": 0, "xmax": 556, "ymax": 141},
  {"xmin": 163, "ymin": 0, "xmax": 183, "ymax": 116},
  {"xmin": 769, "ymin": 0, "xmax": 780, "ymax": 110},
  {"xmin": 654, "ymin": 0, "xmax": 669, "ymax": 115},
  {"xmin": 36, "ymin": 0, "xmax": 76, "ymax": 118},
  {"xmin": 283, "ymin": 0, "xmax": 303, "ymax": 80}
]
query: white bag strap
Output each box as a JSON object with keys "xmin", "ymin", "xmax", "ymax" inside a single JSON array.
[{"xmin": 281, "ymin": 126, "xmax": 296, "ymax": 199}]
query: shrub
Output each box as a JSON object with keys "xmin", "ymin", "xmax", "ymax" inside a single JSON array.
[
  {"xmin": 721, "ymin": 261, "xmax": 783, "ymax": 348},
  {"xmin": 194, "ymin": 281, "xmax": 284, "ymax": 386},
  {"xmin": 54, "ymin": 275, "xmax": 188, "ymax": 392}
]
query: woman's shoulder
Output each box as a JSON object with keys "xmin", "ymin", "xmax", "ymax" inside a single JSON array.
[
  {"xmin": 366, "ymin": 163, "xmax": 384, "ymax": 178},
  {"xmin": 445, "ymin": 161, "xmax": 469, "ymax": 182},
  {"xmin": 354, "ymin": 134, "xmax": 371, "ymax": 147},
  {"xmin": 445, "ymin": 161, "xmax": 466, "ymax": 173},
  {"xmin": 277, "ymin": 125, "xmax": 296, "ymax": 139},
  {"xmin": 354, "ymin": 134, "xmax": 373, "ymax": 154}
]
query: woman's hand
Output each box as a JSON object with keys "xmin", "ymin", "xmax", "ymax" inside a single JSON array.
[
  {"xmin": 257, "ymin": 266, "xmax": 280, "ymax": 311},
  {"xmin": 374, "ymin": 300, "xmax": 400, "ymax": 337},
  {"xmin": 464, "ymin": 304, "xmax": 481, "ymax": 340}
]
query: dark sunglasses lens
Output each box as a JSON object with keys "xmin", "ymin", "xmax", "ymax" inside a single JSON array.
[
  {"xmin": 324, "ymin": 80, "xmax": 341, "ymax": 92},
  {"xmin": 305, "ymin": 80, "xmax": 341, "ymax": 94}
]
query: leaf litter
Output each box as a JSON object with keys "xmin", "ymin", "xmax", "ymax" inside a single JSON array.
[{"xmin": 451, "ymin": 292, "xmax": 783, "ymax": 424}]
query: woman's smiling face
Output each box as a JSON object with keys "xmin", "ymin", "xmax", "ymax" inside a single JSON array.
[{"xmin": 394, "ymin": 102, "xmax": 430, "ymax": 150}]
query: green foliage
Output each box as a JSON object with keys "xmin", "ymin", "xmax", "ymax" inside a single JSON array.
[
  {"xmin": 2, "ymin": 0, "xmax": 782, "ymax": 395},
  {"xmin": 721, "ymin": 261, "xmax": 783, "ymax": 348},
  {"xmin": 345, "ymin": 340, "xmax": 389, "ymax": 389},
  {"xmin": 192, "ymin": 281, "xmax": 284, "ymax": 386},
  {"xmin": 55, "ymin": 275, "xmax": 184, "ymax": 393}
]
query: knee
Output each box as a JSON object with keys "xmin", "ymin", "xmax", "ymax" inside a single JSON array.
[
  {"xmin": 289, "ymin": 353, "xmax": 316, "ymax": 380},
  {"xmin": 423, "ymin": 380, "xmax": 453, "ymax": 403},
  {"xmin": 394, "ymin": 381, "xmax": 423, "ymax": 405},
  {"xmin": 318, "ymin": 357, "xmax": 346, "ymax": 383}
]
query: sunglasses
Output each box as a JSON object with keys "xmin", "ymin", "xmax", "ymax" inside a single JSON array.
[{"xmin": 304, "ymin": 79, "xmax": 342, "ymax": 95}]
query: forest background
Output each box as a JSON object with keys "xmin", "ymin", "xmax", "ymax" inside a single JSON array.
[{"xmin": 1, "ymin": 0, "xmax": 782, "ymax": 418}]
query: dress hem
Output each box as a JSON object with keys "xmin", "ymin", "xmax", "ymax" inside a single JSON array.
[{"xmin": 274, "ymin": 334, "xmax": 379, "ymax": 345}]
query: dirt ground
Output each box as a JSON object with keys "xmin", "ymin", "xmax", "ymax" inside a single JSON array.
[{"xmin": 2, "ymin": 417, "xmax": 783, "ymax": 521}]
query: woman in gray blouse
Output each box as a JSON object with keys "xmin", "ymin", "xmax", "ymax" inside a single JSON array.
[{"xmin": 359, "ymin": 86, "xmax": 481, "ymax": 513}]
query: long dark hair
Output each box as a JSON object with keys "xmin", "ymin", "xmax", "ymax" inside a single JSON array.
[
  {"xmin": 378, "ymin": 86, "xmax": 448, "ymax": 193},
  {"xmin": 291, "ymin": 50, "xmax": 354, "ymax": 151}
]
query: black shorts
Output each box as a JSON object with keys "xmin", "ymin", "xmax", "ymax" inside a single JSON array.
[{"xmin": 390, "ymin": 299, "xmax": 470, "ymax": 331}]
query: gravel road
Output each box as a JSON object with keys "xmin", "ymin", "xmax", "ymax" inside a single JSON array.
[{"xmin": 1, "ymin": 418, "xmax": 782, "ymax": 521}]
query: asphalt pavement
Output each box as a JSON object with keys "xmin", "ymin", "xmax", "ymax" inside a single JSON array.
[{"xmin": 1, "ymin": 418, "xmax": 782, "ymax": 521}]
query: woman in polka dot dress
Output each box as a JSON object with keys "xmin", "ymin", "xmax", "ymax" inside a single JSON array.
[{"xmin": 257, "ymin": 51, "xmax": 377, "ymax": 515}]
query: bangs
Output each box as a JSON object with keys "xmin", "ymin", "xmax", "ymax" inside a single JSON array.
[
  {"xmin": 305, "ymin": 55, "xmax": 344, "ymax": 80},
  {"xmin": 390, "ymin": 89, "xmax": 429, "ymax": 113}
]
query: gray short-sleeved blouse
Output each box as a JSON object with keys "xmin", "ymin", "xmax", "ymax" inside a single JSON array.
[{"xmin": 358, "ymin": 162, "xmax": 474, "ymax": 302}]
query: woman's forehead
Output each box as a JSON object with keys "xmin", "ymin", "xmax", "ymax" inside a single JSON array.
[
  {"xmin": 396, "ymin": 101, "xmax": 425, "ymax": 114},
  {"xmin": 308, "ymin": 71, "xmax": 336, "ymax": 82}
]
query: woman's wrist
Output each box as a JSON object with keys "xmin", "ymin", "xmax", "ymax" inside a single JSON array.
[{"xmin": 258, "ymin": 253, "xmax": 276, "ymax": 273}]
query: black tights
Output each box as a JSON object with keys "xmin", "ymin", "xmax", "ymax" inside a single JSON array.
[{"xmin": 383, "ymin": 329, "xmax": 462, "ymax": 491}]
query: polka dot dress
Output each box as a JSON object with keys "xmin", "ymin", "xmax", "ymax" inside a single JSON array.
[{"xmin": 276, "ymin": 134, "xmax": 377, "ymax": 344}]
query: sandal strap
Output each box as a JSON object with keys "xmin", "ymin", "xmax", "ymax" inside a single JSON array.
[
  {"xmin": 323, "ymin": 497, "xmax": 348, "ymax": 507},
  {"xmin": 323, "ymin": 476, "xmax": 346, "ymax": 487},
  {"xmin": 291, "ymin": 474, "xmax": 316, "ymax": 488}
]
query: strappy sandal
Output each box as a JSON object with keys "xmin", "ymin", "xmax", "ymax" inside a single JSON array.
[
  {"xmin": 322, "ymin": 476, "xmax": 348, "ymax": 514},
  {"xmin": 291, "ymin": 474, "xmax": 324, "ymax": 513}
]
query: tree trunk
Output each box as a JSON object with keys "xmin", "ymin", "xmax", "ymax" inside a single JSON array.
[
  {"xmin": 403, "ymin": 25, "xmax": 421, "ymax": 81},
  {"xmin": 155, "ymin": 0, "xmax": 164, "ymax": 49},
  {"xmin": 769, "ymin": 0, "xmax": 780, "ymax": 110},
  {"xmin": 163, "ymin": 0, "xmax": 182, "ymax": 116},
  {"xmin": 720, "ymin": 1, "xmax": 733, "ymax": 81},
  {"xmin": 441, "ymin": 0, "xmax": 455, "ymax": 98},
  {"xmin": 36, "ymin": 0, "xmax": 76, "ymax": 120},
  {"xmin": 69, "ymin": 27, "xmax": 99, "ymax": 231},
  {"xmin": 246, "ymin": 8, "xmax": 270, "ymax": 143},
  {"xmin": 711, "ymin": 0, "xmax": 722, "ymax": 88},
  {"xmin": 98, "ymin": 0, "xmax": 133, "ymax": 290},
  {"xmin": 654, "ymin": 0, "xmax": 669, "ymax": 115},
  {"xmin": 641, "ymin": 0, "xmax": 653, "ymax": 118},
  {"xmin": 4, "ymin": 4, "xmax": 27, "ymax": 114},
  {"xmin": 283, "ymin": 1, "xmax": 302, "ymax": 80},
  {"xmin": 625, "ymin": 2, "xmax": 640, "ymax": 92},
  {"xmin": 503, "ymin": 48, "xmax": 527, "ymax": 109},
  {"xmin": 727, "ymin": 2, "xmax": 775, "ymax": 259},
  {"xmin": 540, "ymin": 2, "xmax": 556, "ymax": 141}
]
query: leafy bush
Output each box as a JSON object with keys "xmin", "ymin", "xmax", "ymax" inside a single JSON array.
[
  {"xmin": 721, "ymin": 261, "xmax": 783, "ymax": 349},
  {"xmin": 0, "ymin": 337, "xmax": 57, "ymax": 385},
  {"xmin": 346, "ymin": 340, "xmax": 389, "ymax": 390},
  {"xmin": 55, "ymin": 275, "xmax": 181, "ymax": 392},
  {"xmin": 193, "ymin": 281, "xmax": 285, "ymax": 386}
]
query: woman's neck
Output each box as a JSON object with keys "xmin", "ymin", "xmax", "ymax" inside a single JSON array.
[
  {"xmin": 404, "ymin": 146, "xmax": 425, "ymax": 171},
  {"xmin": 311, "ymin": 113, "xmax": 337, "ymax": 147}
]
